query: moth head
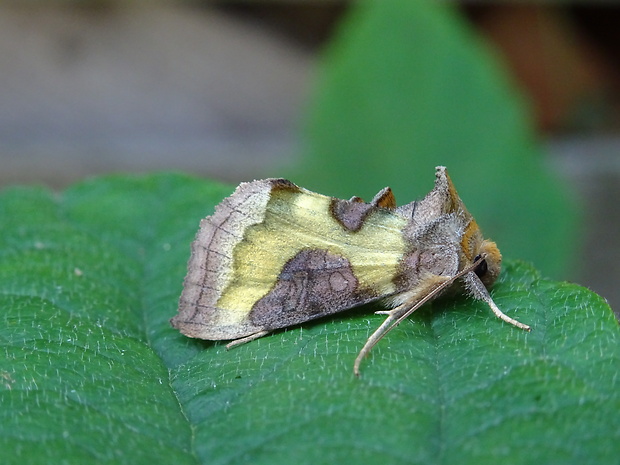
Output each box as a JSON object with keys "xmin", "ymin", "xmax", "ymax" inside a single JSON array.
[
  {"xmin": 472, "ymin": 239, "xmax": 502, "ymax": 288},
  {"xmin": 459, "ymin": 218, "xmax": 501, "ymax": 289}
]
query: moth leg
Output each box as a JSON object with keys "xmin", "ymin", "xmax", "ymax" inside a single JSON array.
[{"xmin": 225, "ymin": 330, "xmax": 271, "ymax": 349}]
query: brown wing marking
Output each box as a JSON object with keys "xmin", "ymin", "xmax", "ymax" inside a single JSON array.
[
  {"xmin": 249, "ymin": 248, "xmax": 378, "ymax": 329},
  {"xmin": 329, "ymin": 186, "xmax": 396, "ymax": 232}
]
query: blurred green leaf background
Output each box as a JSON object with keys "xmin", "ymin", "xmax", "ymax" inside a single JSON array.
[{"xmin": 290, "ymin": 0, "xmax": 580, "ymax": 278}]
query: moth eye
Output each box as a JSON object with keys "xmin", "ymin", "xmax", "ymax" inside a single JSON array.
[{"xmin": 473, "ymin": 254, "xmax": 488, "ymax": 278}]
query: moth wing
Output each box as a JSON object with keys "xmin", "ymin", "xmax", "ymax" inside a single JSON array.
[{"xmin": 172, "ymin": 179, "xmax": 410, "ymax": 341}]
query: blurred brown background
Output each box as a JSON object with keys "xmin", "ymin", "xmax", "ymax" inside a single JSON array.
[{"xmin": 1, "ymin": 3, "xmax": 619, "ymax": 313}]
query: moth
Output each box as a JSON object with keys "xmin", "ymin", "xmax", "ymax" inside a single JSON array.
[{"xmin": 171, "ymin": 166, "xmax": 530, "ymax": 375}]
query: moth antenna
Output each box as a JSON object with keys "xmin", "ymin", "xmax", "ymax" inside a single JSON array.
[
  {"xmin": 353, "ymin": 256, "xmax": 518, "ymax": 376},
  {"xmin": 353, "ymin": 273, "xmax": 457, "ymax": 377},
  {"xmin": 353, "ymin": 312, "xmax": 403, "ymax": 377}
]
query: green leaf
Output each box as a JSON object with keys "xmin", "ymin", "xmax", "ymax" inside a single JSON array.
[
  {"xmin": 1, "ymin": 174, "xmax": 618, "ymax": 465},
  {"xmin": 291, "ymin": 0, "xmax": 580, "ymax": 278}
]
